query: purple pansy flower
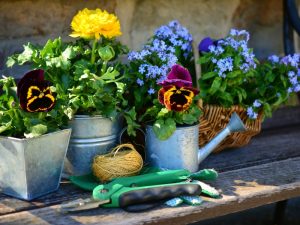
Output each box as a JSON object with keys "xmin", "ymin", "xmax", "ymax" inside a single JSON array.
[
  {"xmin": 198, "ymin": 37, "xmax": 214, "ymax": 53},
  {"xmin": 159, "ymin": 64, "xmax": 193, "ymax": 87}
]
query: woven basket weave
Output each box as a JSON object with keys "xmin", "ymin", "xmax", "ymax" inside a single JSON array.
[{"xmin": 199, "ymin": 104, "xmax": 263, "ymax": 153}]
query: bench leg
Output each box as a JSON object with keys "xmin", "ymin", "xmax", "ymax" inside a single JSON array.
[{"xmin": 273, "ymin": 200, "xmax": 288, "ymax": 225}]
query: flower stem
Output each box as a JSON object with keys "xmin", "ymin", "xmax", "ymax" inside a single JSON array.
[
  {"xmin": 105, "ymin": 75, "xmax": 124, "ymax": 83},
  {"xmin": 101, "ymin": 61, "xmax": 107, "ymax": 75},
  {"xmin": 91, "ymin": 39, "xmax": 97, "ymax": 64}
]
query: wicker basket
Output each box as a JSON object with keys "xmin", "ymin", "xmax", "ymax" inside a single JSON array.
[{"xmin": 199, "ymin": 104, "xmax": 263, "ymax": 153}]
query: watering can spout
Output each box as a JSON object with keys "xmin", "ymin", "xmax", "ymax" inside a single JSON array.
[{"xmin": 198, "ymin": 112, "xmax": 246, "ymax": 164}]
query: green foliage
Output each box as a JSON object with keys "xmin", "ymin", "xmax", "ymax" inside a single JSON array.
[
  {"xmin": 7, "ymin": 37, "xmax": 128, "ymax": 118},
  {"xmin": 142, "ymin": 97, "xmax": 202, "ymax": 140},
  {"xmin": 199, "ymin": 52, "xmax": 256, "ymax": 108},
  {"xmin": 249, "ymin": 59, "xmax": 300, "ymax": 118},
  {"xmin": 153, "ymin": 118, "xmax": 176, "ymax": 140},
  {"xmin": 198, "ymin": 30, "xmax": 300, "ymax": 120},
  {"xmin": 0, "ymin": 77, "xmax": 68, "ymax": 138}
]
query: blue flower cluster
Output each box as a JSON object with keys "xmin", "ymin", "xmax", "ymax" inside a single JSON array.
[
  {"xmin": 128, "ymin": 20, "xmax": 193, "ymax": 94},
  {"xmin": 287, "ymin": 70, "xmax": 300, "ymax": 93},
  {"xmin": 128, "ymin": 40, "xmax": 178, "ymax": 93},
  {"xmin": 246, "ymin": 99, "xmax": 261, "ymax": 119},
  {"xmin": 268, "ymin": 55, "xmax": 279, "ymax": 64},
  {"xmin": 209, "ymin": 29, "xmax": 257, "ymax": 77},
  {"xmin": 215, "ymin": 57, "xmax": 233, "ymax": 78},
  {"xmin": 280, "ymin": 54, "xmax": 300, "ymax": 67},
  {"xmin": 267, "ymin": 53, "xmax": 300, "ymax": 94},
  {"xmin": 154, "ymin": 20, "xmax": 193, "ymax": 59}
]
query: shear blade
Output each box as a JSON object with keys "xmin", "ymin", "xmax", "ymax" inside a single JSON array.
[{"xmin": 60, "ymin": 198, "xmax": 110, "ymax": 213}]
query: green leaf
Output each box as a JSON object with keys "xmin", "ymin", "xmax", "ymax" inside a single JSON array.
[
  {"xmin": 198, "ymin": 56, "xmax": 211, "ymax": 64},
  {"xmin": 157, "ymin": 108, "xmax": 169, "ymax": 118},
  {"xmin": 98, "ymin": 45, "xmax": 115, "ymax": 61},
  {"xmin": 115, "ymin": 82, "xmax": 125, "ymax": 94},
  {"xmin": 263, "ymin": 103, "xmax": 272, "ymax": 118},
  {"xmin": 17, "ymin": 44, "xmax": 34, "ymax": 64},
  {"xmin": 6, "ymin": 57, "xmax": 16, "ymax": 68},
  {"xmin": 79, "ymin": 73, "xmax": 89, "ymax": 80},
  {"xmin": 219, "ymin": 80, "xmax": 227, "ymax": 92},
  {"xmin": 234, "ymin": 55, "xmax": 241, "ymax": 67},
  {"xmin": 266, "ymin": 71, "xmax": 276, "ymax": 82},
  {"xmin": 201, "ymin": 71, "xmax": 216, "ymax": 80},
  {"xmin": 182, "ymin": 113, "xmax": 197, "ymax": 124},
  {"xmin": 0, "ymin": 121, "xmax": 12, "ymax": 134},
  {"xmin": 40, "ymin": 38, "xmax": 61, "ymax": 58},
  {"xmin": 101, "ymin": 67, "xmax": 119, "ymax": 80},
  {"xmin": 227, "ymin": 71, "xmax": 241, "ymax": 78},
  {"xmin": 62, "ymin": 46, "xmax": 75, "ymax": 60},
  {"xmin": 258, "ymin": 85, "xmax": 266, "ymax": 96},
  {"xmin": 235, "ymin": 87, "xmax": 246, "ymax": 103},
  {"xmin": 24, "ymin": 124, "xmax": 48, "ymax": 138},
  {"xmin": 219, "ymin": 92, "xmax": 233, "ymax": 104},
  {"xmin": 73, "ymin": 59, "xmax": 92, "ymax": 76},
  {"xmin": 123, "ymin": 107, "xmax": 140, "ymax": 136},
  {"xmin": 61, "ymin": 74, "xmax": 71, "ymax": 90},
  {"xmin": 209, "ymin": 77, "xmax": 222, "ymax": 95},
  {"xmin": 153, "ymin": 118, "xmax": 176, "ymax": 140}
]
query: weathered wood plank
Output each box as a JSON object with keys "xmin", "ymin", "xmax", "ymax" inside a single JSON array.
[
  {"xmin": 199, "ymin": 124, "xmax": 300, "ymax": 172},
  {"xmin": 0, "ymin": 181, "xmax": 90, "ymax": 216},
  {"xmin": 0, "ymin": 121, "xmax": 299, "ymax": 217},
  {"xmin": 0, "ymin": 106, "xmax": 298, "ymax": 222},
  {"xmin": 1, "ymin": 157, "xmax": 300, "ymax": 225},
  {"xmin": 262, "ymin": 106, "xmax": 300, "ymax": 130}
]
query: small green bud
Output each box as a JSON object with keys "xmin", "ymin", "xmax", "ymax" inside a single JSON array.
[{"xmin": 98, "ymin": 45, "xmax": 115, "ymax": 61}]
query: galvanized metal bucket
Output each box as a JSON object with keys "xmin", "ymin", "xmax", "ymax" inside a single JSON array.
[
  {"xmin": 145, "ymin": 124, "xmax": 199, "ymax": 172},
  {"xmin": 64, "ymin": 115, "xmax": 121, "ymax": 176},
  {"xmin": 145, "ymin": 113, "xmax": 246, "ymax": 172},
  {"xmin": 0, "ymin": 129, "xmax": 72, "ymax": 200}
]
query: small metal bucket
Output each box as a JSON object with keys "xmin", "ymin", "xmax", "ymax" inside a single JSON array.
[
  {"xmin": 145, "ymin": 124, "xmax": 199, "ymax": 172},
  {"xmin": 0, "ymin": 129, "xmax": 71, "ymax": 200},
  {"xmin": 64, "ymin": 115, "xmax": 121, "ymax": 176}
]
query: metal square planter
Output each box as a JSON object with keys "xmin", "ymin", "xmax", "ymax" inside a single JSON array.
[{"xmin": 0, "ymin": 129, "xmax": 71, "ymax": 200}]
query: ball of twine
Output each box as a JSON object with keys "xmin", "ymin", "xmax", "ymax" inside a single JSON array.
[{"xmin": 92, "ymin": 143, "xmax": 143, "ymax": 182}]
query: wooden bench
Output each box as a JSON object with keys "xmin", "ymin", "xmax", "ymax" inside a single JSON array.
[{"xmin": 0, "ymin": 106, "xmax": 300, "ymax": 225}]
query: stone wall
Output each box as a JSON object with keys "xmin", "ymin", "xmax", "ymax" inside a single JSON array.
[{"xmin": 0, "ymin": 0, "xmax": 285, "ymax": 77}]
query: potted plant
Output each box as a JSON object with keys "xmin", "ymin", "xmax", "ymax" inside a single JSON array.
[
  {"xmin": 246, "ymin": 54, "xmax": 300, "ymax": 118},
  {"xmin": 0, "ymin": 70, "xmax": 71, "ymax": 200},
  {"xmin": 7, "ymin": 8, "xmax": 128, "ymax": 176},
  {"xmin": 198, "ymin": 29, "xmax": 300, "ymax": 152},
  {"xmin": 144, "ymin": 64, "xmax": 201, "ymax": 171},
  {"xmin": 123, "ymin": 20, "xmax": 195, "ymax": 136}
]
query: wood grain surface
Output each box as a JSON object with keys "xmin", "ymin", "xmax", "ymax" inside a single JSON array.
[
  {"xmin": 1, "ymin": 157, "xmax": 300, "ymax": 225},
  {"xmin": 0, "ymin": 106, "xmax": 299, "ymax": 225}
]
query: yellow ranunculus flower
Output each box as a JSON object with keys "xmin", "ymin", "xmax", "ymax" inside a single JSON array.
[{"xmin": 70, "ymin": 8, "xmax": 122, "ymax": 40}]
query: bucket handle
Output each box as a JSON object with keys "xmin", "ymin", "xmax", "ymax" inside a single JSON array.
[{"xmin": 118, "ymin": 127, "xmax": 147, "ymax": 161}]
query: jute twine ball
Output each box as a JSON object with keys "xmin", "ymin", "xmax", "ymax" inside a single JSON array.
[{"xmin": 92, "ymin": 143, "xmax": 143, "ymax": 182}]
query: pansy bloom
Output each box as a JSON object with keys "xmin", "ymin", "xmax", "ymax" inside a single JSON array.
[
  {"xmin": 158, "ymin": 85, "xmax": 198, "ymax": 112},
  {"xmin": 158, "ymin": 65, "xmax": 199, "ymax": 112},
  {"xmin": 159, "ymin": 64, "xmax": 193, "ymax": 87},
  {"xmin": 17, "ymin": 69, "xmax": 56, "ymax": 112},
  {"xmin": 198, "ymin": 37, "xmax": 214, "ymax": 53}
]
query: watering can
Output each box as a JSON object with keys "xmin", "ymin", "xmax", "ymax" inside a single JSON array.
[{"xmin": 145, "ymin": 112, "xmax": 246, "ymax": 172}]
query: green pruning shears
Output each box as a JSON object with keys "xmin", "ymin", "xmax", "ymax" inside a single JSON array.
[{"xmin": 60, "ymin": 169, "xmax": 220, "ymax": 212}]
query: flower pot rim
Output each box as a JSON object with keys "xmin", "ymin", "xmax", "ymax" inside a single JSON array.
[
  {"xmin": 74, "ymin": 114, "xmax": 105, "ymax": 119},
  {"xmin": 146, "ymin": 123, "xmax": 199, "ymax": 130},
  {"xmin": 0, "ymin": 128, "xmax": 72, "ymax": 142}
]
